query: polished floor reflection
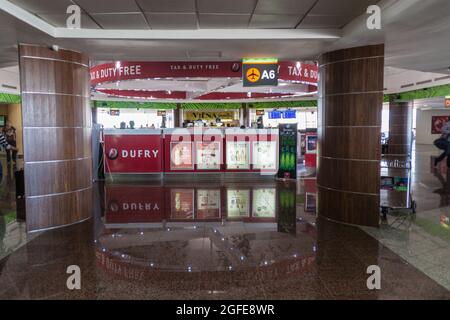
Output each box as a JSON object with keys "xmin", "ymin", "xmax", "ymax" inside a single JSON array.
[
  {"xmin": 0, "ymin": 174, "xmax": 449, "ymax": 299},
  {"xmin": 361, "ymin": 145, "xmax": 450, "ymax": 290}
]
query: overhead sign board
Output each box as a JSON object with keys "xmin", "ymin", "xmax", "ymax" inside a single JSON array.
[{"xmin": 242, "ymin": 58, "xmax": 278, "ymax": 87}]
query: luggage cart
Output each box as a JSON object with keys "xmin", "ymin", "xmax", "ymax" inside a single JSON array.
[{"xmin": 380, "ymin": 157, "xmax": 417, "ymax": 221}]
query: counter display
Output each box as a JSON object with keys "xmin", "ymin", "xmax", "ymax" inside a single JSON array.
[
  {"xmin": 104, "ymin": 128, "xmax": 278, "ymax": 175},
  {"xmin": 226, "ymin": 141, "xmax": 250, "ymax": 170},
  {"xmin": 252, "ymin": 141, "xmax": 277, "ymax": 170},
  {"xmin": 196, "ymin": 142, "xmax": 221, "ymax": 170},
  {"xmin": 170, "ymin": 141, "xmax": 194, "ymax": 170}
]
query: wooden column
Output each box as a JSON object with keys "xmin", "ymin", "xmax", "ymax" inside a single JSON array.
[
  {"xmin": 317, "ymin": 44, "xmax": 384, "ymax": 227},
  {"xmin": 239, "ymin": 104, "xmax": 248, "ymax": 127},
  {"xmin": 173, "ymin": 103, "xmax": 182, "ymax": 127},
  {"xmin": 387, "ymin": 100, "xmax": 412, "ymax": 156},
  {"xmin": 19, "ymin": 44, "xmax": 93, "ymax": 232}
]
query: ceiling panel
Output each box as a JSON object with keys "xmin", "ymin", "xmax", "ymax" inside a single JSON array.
[
  {"xmin": 298, "ymin": 15, "xmax": 351, "ymax": 29},
  {"xmin": 8, "ymin": 0, "xmax": 73, "ymax": 14},
  {"xmin": 72, "ymin": 0, "xmax": 141, "ymax": 13},
  {"xmin": 199, "ymin": 14, "xmax": 251, "ymax": 29},
  {"xmin": 37, "ymin": 13, "xmax": 100, "ymax": 28},
  {"xmin": 136, "ymin": 0, "xmax": 196, "ymax": 13},
  {"xmin": 254, "ymin": 0, "xmax": 316, "ymax": 15},
  {"xmin": 92, "ymin": 13, "xmax": 150, "ymax": 29},
  {"xmin": 145, "ymin": 13, "xmax": 197, "ymax": 29},
  {"xmin": 249, "ymin": 14, "xmax": 300, "ymax": 29},
  {"xmin": 310, "ymin": 0, "xmax": 376, "ymax": 16},
  {"xmin": 197, "ymin": 0, "xmax": 257, "ymax": 14}
]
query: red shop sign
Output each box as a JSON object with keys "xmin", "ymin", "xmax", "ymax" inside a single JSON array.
[
  {"xmin": 90, "ymin": 61, "xmax": 318, "ymax": 86},
  {"xmin": 278, "ymin": 61, "xmax": 318, "ymax": 84},
  {"xmin": 104, "ymin": 132, "xmax": 163, "ymax": 173},
  {"xmin": 91, "ymin": 61, "xmax": 242, "ymax": 86}
]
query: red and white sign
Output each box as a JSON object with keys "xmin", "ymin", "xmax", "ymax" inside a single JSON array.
[
  {"xmin": 105, "ymin": 185, "xmax": 166, "ymax": 223},
  {"xmin": 104, "ymin": 131, "xmax": 163, "ymax": 173},
  {"xmin": 278, "ymin": 61, "xmax": 319, "ymax": 84},
  {"xmin": 91, "ymin": 61, "xmax": 242, "ymax": 86},
  {"xmin": 90, "ymin": 61, "xmax": 318, "ymax": 85}
]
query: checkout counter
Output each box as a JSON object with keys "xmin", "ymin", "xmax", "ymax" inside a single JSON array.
[{"xmin": 103, "ymin": 127, "xmax": 279, "ymax": 176}]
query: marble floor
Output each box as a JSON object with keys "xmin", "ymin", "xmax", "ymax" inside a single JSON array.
[
  {"xmin": 361, "ymin": 144, "xmax": 450, "ymax": 291},
  {"xmin": 0, "ymin": 146, "xmax": 449, "ymax": 300}
]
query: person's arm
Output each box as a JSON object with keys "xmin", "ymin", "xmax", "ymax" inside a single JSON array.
[
  {"xmin": 442, "ymin": 123, "xmax": 450, "ymax": 135},
  {"xmin": 0, "ymin": 134, "xmax": 13, "ymax": 150}
]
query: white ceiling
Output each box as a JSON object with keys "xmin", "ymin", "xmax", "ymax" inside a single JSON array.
[
  {"xmin": 1, "ymin": 0, "xmax": 450, "ymax": 98},
  {"xmin": 7, "ymin": 0, "xmax": 375, "ymax": 30}
]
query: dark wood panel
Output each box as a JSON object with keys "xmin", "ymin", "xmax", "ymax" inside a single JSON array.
[
  {"xmin": 317, "ymin": 45, "xmax": 384, "ymax": 228},
  {"xmin": 25, "ymin": 158, "xmax": 92, "ymax": 197},
  {"xmin": 388, "ymin": 102, "xmax": 412, "ymax": 155},
  {"xmin": 21, "ymin": 94, "xmax": 91, "ymax": 128},
  {"xmin": 318, "ymin": 157, "xmax": 380, "ymax": 194},
  {"xmin": 319, "ymin": 127, "xmax": 381, "ymax": 160},
  {"xmin": 26, "ymin": 187, "xmax": 93, "ymax": 231},
  {"xmin": 389, "ymin": 124, "xmax": 410, "ymax": 134},
  {"xmin": 319, "ymin": 58, "xmax": 384, "ymax": 95},
  {"xmin": 319, "ymin": 44, "xmax": 384, "ymax": 66},
  {"xmin": 19, "ymin": 45, "xmax": 88, "ymax": 66},
  {"xmin": 387, "ymin": 145, "xmax": 410, "ymax": 155},
  {"xmin": 317, "ymin": 186, "xmax": 380, "ymax": 227},
  {"xmin": 318, "ymin": 93, "xmax": 382, "ymax": 127},
  {"xmin": 24, "ymin": 128, "xmax": 92, "ymax": 162},
  {"xmin": 19, "ymin": 44, "xmax": 93, "ymax": 232},
  {"xmin": 20, "ymin": 59, "xmax": 89, "ymax": 96}
]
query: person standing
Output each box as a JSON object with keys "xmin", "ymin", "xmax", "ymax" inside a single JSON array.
[
  {"xmin": 2, "ymin": 121, "xmax": 17, "ymax": 164},
  {"xmin": 434, "ymin": 116, "xmax": 450, "ymax": 167},
  {"xmin": 0, "ymin": 132, "xmax": 17, "ymax": 177}
]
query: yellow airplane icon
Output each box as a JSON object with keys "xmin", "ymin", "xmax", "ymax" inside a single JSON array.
[{"xmin": 246, "ymin": 68, "xmax": 261, "ymax": 82}]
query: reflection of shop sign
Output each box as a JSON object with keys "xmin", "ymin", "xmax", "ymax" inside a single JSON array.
[
  {"xmin": 184, "ymin": 111, "xmax": 234, "ymax": 121},
  {"xmin": 256, "ymin": 110, "xmax": 265, "ymax": 116},
  {"xmin": 109, "ymin": 201, "xmax": 160, "ymax": 211},
  {"xmin": 157, "ymin": 110, "xmax": 167, "ymax": 116},
  {"xmin": 242, "ymin": 59, "xmax": 278, "ymax": 87}
]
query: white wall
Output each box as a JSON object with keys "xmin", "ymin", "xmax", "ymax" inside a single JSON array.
[{"xmin": 416, "ymin": 109, "xmax": 450, "ymax": 144}]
